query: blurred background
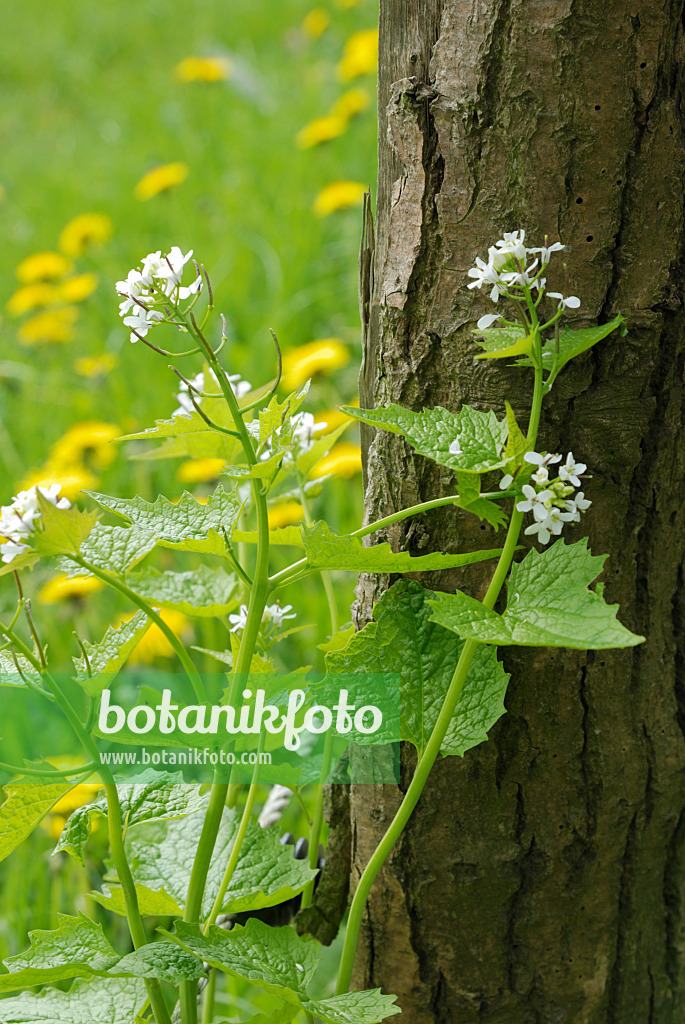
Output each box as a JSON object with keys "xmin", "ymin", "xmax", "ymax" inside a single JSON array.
[{"xmin": 0, "ymin": 0, "xmax": 378, "ymax": 1006}]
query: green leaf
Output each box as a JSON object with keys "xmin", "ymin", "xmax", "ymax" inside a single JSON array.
[
  {"xmin": 504, "ymin": 401, "xmax": 529, "ymax": 469},
  {"xmin": 93, "ymin": 882, "xmax": 180, "ymax": 918},
  {"xmin": 113, "ymin": 942, "xmax": 205, "ymax": 983},
  {"xmin": 0, "ymin": 648, "xmax": 45, "ymax": 691},
  {"xmin": 233, "ymin": 526, "xmax": 305, "ymax": 548},
  {"xmin": 257, "ymin": 385, "xmax": 309, "ymax": 449},
  {"xmin": 125, "ymin": 565, "xmax": 238, "ymax": 617},
  {"xmin": 72, "ymin": 610, "xmax": 150, "ymax": 694},
  {"xmin": 456, "ymin": 472, "xmax": 480, "ymax": 506},
  {"xmin": 0, "ymin": 975, "xmax": 147, "ymax": 1024},
  {"xmin": 162, "ymin": 920, "xmax": 400, "ymax": 1023},
  {"xmin": 94, "ymin": 805, "xmax": 317, "ymax": 918},
  {"xmin": 301, "ymin": 521, "xmax": 502, "ymax": 574},
  {"xmin": 429, "ymin": 538, "xmax": 645, "ymax": 649},
  {"xmin": 305, "ymin": 991, "xmax": 402, "ymax": 1024},
  {"xmin": 326, "ymin": 580, "xmax": 510, "ymax": 758},
  {"xmin": 56, "ymin": 773, "xmax": 207, "ymax": 864},
  {"xmin": 86, "ymin": 486, "xmax": 242, "ymax": 553},
  {"xmin": 0, "ymin": 779, "xmax": 74, "ymax": 863},
  {"xmin": 33, "ymin": 496, "xmax": 98, "ymax": 558},
  {"xmin": 342, "ymin": 403, "xmax": 508, "ymax": 474},
  {"xmin": 0, "ymin": 914, "xmax": 119, "ymax": 992},
  {"xmin": 221, "ymin": 452, "xmax": 284, "ymax": 481},
  {"xmin": 296, "ymin": 421, "xmax": 350, "ymax": 479},
  {"xmin": 73, "ymin": 522, "xmax": 157, "ymax": 576},
  {"xmin": 474, "ymin": 327, "xmax": 534, "ymax": 360},
  {"xmin": 0, "ymin": 548, "xmax": 39, "ymax": 578},
  {"xmin": 454, "ymin": 472, "xmax": 508, "ymax": 530},
  {"xmin": 542, "ymin": 313, "xmax": 626, "ymax": 376}
]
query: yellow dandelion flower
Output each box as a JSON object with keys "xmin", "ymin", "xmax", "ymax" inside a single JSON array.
[
  {"xmin": 282, "ymin": 338, "xmax": 349, "ymax": 389},
  {"xmin": 268, "ymin": 501, "xmax": 304, "ymax": 529},
  {"xmin": 314, "ymin": 405, "xmax": 355, "ymax": 433},
  {"xmin": 122, "ymin": 609, "xmax": 191, "ymax": 665},
  {"xmin": 302, "ymin": 8, "xmax": 330, "ymax": 38},
  {"xmin": 177, "ymin": 458, "xmax": 225, "ymax": 483},
  {"xmin": 336, "ymin": 0, "xmax": 361, "ymax": 7},
  {"xmin": 38, "ymin": 573, "xmax": 105, "ymax": 605},
  {"xmin": 296, "ymin": 115, "xmax": 347, "ymax": 149},
  {"xmin": 74, "ymin": 353, "xmax": 118, "ymax": 378},
  {"xmin": 51, "ymin": 781, "xmax": 103, "ymax": 817},
  {"xmin": 6, "ymin": 283, "xmax": 60, "ymax": 317},
  {"xmin": 174, "ymin": 56, "xmax": 233, "ymax": 83},
  {"xmin": 337, "ymin": 29, "xmax": 378, "ymax": 81},
  {"xmin": 18, "ymin": 465, "xmax": 99, "ymax": 501},
  {"xmin": 16, "ymin": 251, "xmax": 73, "ymax": 283},
  {"xmin": 58, "ymin": 213, "xmax": 113, "ymax": 258},
  {"xmin": 311, "ymin": 441, "xmax": 362, "ymax": 478},
  {"xmin": 18, "ymin": 306, "xmax": 79, "ymax": 346},
  {"xmin": 331, "ymin": 87, "xmax": 371, "ymax": 120},
  {"xmin": 41, "ymin": 814, "xmax": 67, "ymax": 841},
  {"xmin": 58, "ymin": 273, "xmax": 98, "ymax": 303},
  {"xmin": 50, "ymin": 421, "xmax": 120, "ymax": 471},
  {"xmin": 134, "ymin": 162, "xmax": 189, "ymax": 201},
  {"xmin": 313, "ymin": 180, "xmax": 366, "ymax": 217}
]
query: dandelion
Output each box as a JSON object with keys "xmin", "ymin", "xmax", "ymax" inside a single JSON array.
[
  {"xmin": 6, "ymin": 283, "xmax": 60, "ymax": 317},
  {"xmin": 58, "ymin": 273, "xmax": 98, "ymax": 303},
  {"xmin": 174, "ymin": 56, "xmax": 232, "ymax": 83},
  {"xmin": 38, "ymin": 573, "xmax": 105, "ymax": 604},
  {"xmin": 282, "ymin": 338, "xmax": 349, "ymax": 389},
  {"xmin": 59, "ymin": 213, "xmax": 113, "ymax": 257},
  {"xmin": 331, "ymin": 87, "xmax": 371, "ymax": 120},
  {"xmin": 337, "ymin": 29, "xmax": 378, "ymax": 81},
  {"xmin": 0, "ymin": 484, "xmax": 70, "ymax": 564},
  {"xmin": 133, "ymin": 162, "xmax": 189, "ymax": 201},
  {"xmin": 177, "ymin": 458, "xmax": 225, "ymax": 483},
  {"xmin": 314, "ymin": 406, "xmax": 354, "ymax": 434},
  {"xmin": 296, "ymin": 115, "xmax": 347, "ymax": 149},
  {"xmin": 50, "ymin": 421, "xmax": 120, "ymax": 471},
  {"xmin": 18, "ymin": 307, "xmax": 79, "ymax": 346},
  {"xmin": 16, "ymin": 251, "xmax": 73, "ymax": 283},
  {"xmin": 311, "ymin": 442, "xmax": 362, "ymax": 478},
  {"xmin": 268, "ymin": 501, "xmax": 304, "ymax": 529},
  {"xmin": 313, "ymin": 180, "xmax": 366, "ymax": 217},
  {"xmin": 302, "ymin": 8, "xmax": 330, "ymax": 38},
  {"xmin": 74, "ymin": 354, "xmax": 118, "ymax": 378},
  {"xmin": 124, "ymin": 609, "xmax": 191, "ymax": 664}
]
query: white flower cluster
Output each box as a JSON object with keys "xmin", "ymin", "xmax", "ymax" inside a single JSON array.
[
  {"xmin": 0, "ymin": 485, "xmax": 70, "ymax": 564},
  {"xmin": 509, "ymin": 451, "xmax": 591, "ymax": 545},
  {"xmin": 467, "ymin": 230, "xmax": 580, "ymax": 329},
  {"xmin": 229, "ymin": 602, "xmax": 297, "ymax": 633},
  {"xmin": 116, "ymin": 247, "xmax": 203, "ymax": 343},
  {"xmin": 173, "ymin": 369, "xmax": 252, "ymax": 418}
]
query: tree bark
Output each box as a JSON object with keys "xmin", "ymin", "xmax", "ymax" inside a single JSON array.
[{"xmin": 348, "ymin": 2, "xmax": 685, "ymax": 1022}]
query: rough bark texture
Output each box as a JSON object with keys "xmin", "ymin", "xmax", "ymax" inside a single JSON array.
[{"xmin": 346, "ymin": 2, "xmax": 685, "ymax": 1022}]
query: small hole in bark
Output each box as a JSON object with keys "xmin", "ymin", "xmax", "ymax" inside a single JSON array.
[
  {"xmin": 640, "ymin": 61, "xmax": 647, "ymax": 68},
  {"xmin": 594, "ymin": 104, "xmax": 601, "ymax": 110},
  {"xmin": 576, "ymin": 197, "xmax": 584, "ymax": 204},
  {"xmin": 586, "ymin": 235, "xmax": 593, "ymax": 242},
  {"xmin": 616, "ymin": 179, "xmax": 623, "ymax": 185},
  {"xmin": 410, "ymin": 53, "xmax": 418, "ymax": 63},
  {"xmin": 601, "ymin": 168, "xmax": 606, "ymax": 174}
]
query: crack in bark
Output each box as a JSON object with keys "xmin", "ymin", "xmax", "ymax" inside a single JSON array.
[{"xmin": 606, "ymin": 812, "xmax": 639, "ymax": 1023}]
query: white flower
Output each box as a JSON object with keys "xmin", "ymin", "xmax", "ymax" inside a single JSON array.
[
  {"xmin": 291, "ymin": 412, "xmax": 326, "ymax": 453},
  {"xmin": 229, "ymin": 374, "xmax": 252, "ymax": 399},
  {"xmin": 548, "ymin": 292, "xmax": 581, "ymax": 309},
  {"xmin": 116, "ymin": 269, "xmax": 149, "ymax": 316},
  {"xmin": 499, "ymin": 473, "xmax": 514, "ymax": 490},
  {"xmin": 532, "ymin": 241, "xmax": 564, "ymax": 264},
  {"xmin": 493, "ymin": 230, "xmax": 527, "ymax": 263},
  {"xmin": 531, "ymin": 465, "xmax": 549, "ymax": 485},
  {"xmin": 524, "ymin": 516, "xmax": 553, "ymax": 545},
  {"xmin": 140, "ymin": 250, "xmax": 166, "ymax": 286},
  {"xmin": 467, "ymin": 255, "xmax": 503, "ymax": 301},
  {"xmin": 500, "ymin": 258, "xmax": 539, "ymax": 289},
  {"xmin": 123, "ymin": 308, "xmax": 163, "ymax": 343},
  {"xmin": 558, "ymin": 452, "xmax": 587, "ymax": 488},
  {"xmin": 228, "ymin": 604, "xmax": 249, "ymax": 632},
  {"xmin": 477, "ymin": 313, "xmax": 504, "ymax": 330},
  {"xmin": 565, "ymin": 491, "xmax": 592, "ymax": 522},
  {"xmin": 0, "ymin": 485, "xmax": 71, "ymax": 564},
  {"xmin": 448, "ymin": 437, "xmax": 462, "ymax": 456},
  {"xmin": 517, "ymin": 485, "xmax": 553, "ymax": 521},
  {"xmin": 264, "ymin": 603, "xmax": 297, "ymax": 628},
  {"xmin": 524, "ymin": 451, "xmax": 562, "ymax": 469},
  {"xmin": 156, "ymin": 246, "xmax": 194, "ymax": 287},
  {"xmin": 524, "ymin": 507, "xmax": 574, "ymax": 545}
]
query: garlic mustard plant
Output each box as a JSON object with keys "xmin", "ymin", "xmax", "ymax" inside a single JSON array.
[{"xmin": 0, "ymin": 235, "xmax": 640, "ymax": 1024}]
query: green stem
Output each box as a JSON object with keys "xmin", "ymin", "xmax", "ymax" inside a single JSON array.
[
  {"xmin": 335, "ymin": 355, "xmax": 545, "ymax": 995},
  {"xmin": 200, "ymin": 971, "xmax": 217, "ymax": 1024},
  {"xmin": 73, "ymin": 558, "xmax": 206, "ymax": 703},
  {"xmin": 0, "ymin": 622, "xmax": 171, "ymax": 1024}
]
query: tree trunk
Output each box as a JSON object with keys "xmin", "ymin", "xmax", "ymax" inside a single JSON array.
[{"xmin": 348, "ymin": 2, "xmax": 685, "ymax": 1021}]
